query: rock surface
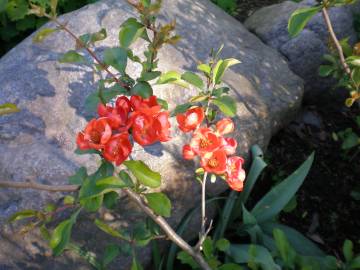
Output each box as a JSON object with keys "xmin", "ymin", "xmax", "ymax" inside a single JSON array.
[
  {"xmin": 245, "ymin": 0, "xmax": 358, "ymax": 102},
  {"xmin": 0, "ymin": 0, "xmax": 303, "ymax": 269}
]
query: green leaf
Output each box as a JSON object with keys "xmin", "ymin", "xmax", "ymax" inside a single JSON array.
[
  {"xmin": 251, "ymin": 153, "xmax": 314, "ymax": 223},
  {"xmin": 347, "ymin": 56, "xmax": 360, "ymax": 67},
  {"xmin": 32, "ymin": 28, "xmax": 57, "ymax": 43},
  {"xmin": 140, "ymin": 71, "xmax": 161, "ymax": 81},
  {"xmin": 50, "ymin": 0, "xmax": 58, "ymax": 15},
  {"xmin": 318, "ymin": 65, "xmax": 334, "ymax": 77},
  {"xmin": 124, "ymin": 160, "xmax": 161, "ymax": 188},
  {"xmin": 90, "ymin": 28, "xmax": 107, "ymax": 43},
  {"xmin": 6, "ymin": 0, "xmax": 28, "ymax": 21},
  {"xmin": 131, "ymin": 81, "xmax": 153, "ymax": 98},
  {"xmin": 63, "ymin": 195, "xmax": 75, "ymax": 205},
  {"xmin": 213, "ymin": 58, "xmax": 241, "ymax": 84},
  {"xmin": 172, "ymin": 103, "xmax": 192, "ymax": 116},
  {"xmin": 74, "ymin": 148, "xmax": 100, "ymax": 155},
  {"xmin": 84, "ymin": 85, "xmax": 127, "ymax": 112},
  {"xmin": 202, "ymin": 237, "xmax": 214, "ymax": 259},
  {"xmin": 50, "ymin": 209, "xmax": 80, "ymax": 256},
  {"xmin": 133, "ymin": 222, "xmax": 153, "ymax": 247},
  {"xmin": 95, "ymin": 219, "xmax": 131, "ymax": 241},
  {"xmin": 350, "ymin": 257, "xmax": 360, "ymax": 269},
  {"xmin": 177, "ymin": 251, "xmax": 199, "ymax": 269},
  {"xmin": 156, "ymin": 71, "xmax": 181, "ymax": 84},
  {"xmin": 273, "ymin": 228, "xmax": 297, "ymax": 267},
  {"xmin": 119, "ymin": 18, "xmax": 145, "ymax": 48},
  {"xmin": 68, "ymin": 167, "xmax": 87, "ymax": 185},
  {"xmin": 157, "ymin": 98, "xmax": 168, "ymax": 110},
  {"xmin": 102, "ymin": 244, "xmax": 120, "ymax": 267},
  {"xmin": 181, "ymin": 71, "xmax": 204, "ymax": 89},
  {"xmin": 227, "ymin": 244, "xmax": 279, "ymax": 270},
  {"xmin": 9, "ymin": 210, "xmax": 37, "ymax": 222},
  {"xmin": 103, "ymin": 191, "xmax": 118, "ymax": 209},
  {"xmin": 59, "ymin": 51, "xmax": 86, "ymax": 64},
  {"xmin": 0, "ymin": 103, "xmax": 20, "ymax": 116},
  {"xmin": 131, "ymin": 256, "xmax": 144, "ymax": 270},
  {"xmin": 197, "ymin": 64, "xmax": 211, "ymax": 76},
  {"xmin": 288, "ymin": 6, "xmax": 321, "ymax": 37},
  {"xmin": 261, "ymin": 222, "xmax": 324, "ymax": 256},
  {"xmin": 103, "ymin": 47, "xmax": 127, "ymax": 74},
  {"xmin": 118, "ymin": 170, "xmax": 134, "ymax": 188},
  {"xmin": 352, "ymin": 68, "xmax": 360, "ymax": 86},
  {"xmin": 343, "ymin": 239, "xmax": 354, "ymax": 262},
  {"xmin": 216, "ymin": 238, "xmax": 230, "ymax": 252},
  {"xmin": 144, "ymin": 192, "xmax": 171, "ymax": 217},
  {"xmin": 341, "ymin": 132, "xmax": 360, "ymax": 150},
  {"xmin": 212, "ymin": 96, "xmax": 237, "ymax": 117},
  {"xmin": 218, "ymin": 263, "xmax": 243, "ymax": 270}
]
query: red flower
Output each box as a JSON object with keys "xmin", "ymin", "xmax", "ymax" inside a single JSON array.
[
  {"xmin": 115, "ymin": 96, "xmax": 132, "ymax": 114},
  {"xmin": 176, "ymin": 107, "xmax": 205, "ymax": 133},
  {"xmin": 98, "ymin": 96, "xmax": 132, "ymax": 131},
  {"xmin": 153, "ymin": 111, "xmax": 171, "ymax": 142},
  {"xmin": 200, "ymin": 149, "xmax": 227, "ymax": 174},
  {"xmin": 103, "ymin": 132, "xmax": 132, "ymax": 165},
  {"xmin": 226, "ymin": 156, "xmax": 245, "ymax": 191},
  {"xmin": 183, "ymin": 144, "xmax": 196, "ymax": 160},
  {"xmin": 130, "ymin": 95, "xmax": 159, "ymax": 111},
  {"xmin": 76, "ymin": 118, "xmax": 112, "ymax": 150},
  {"xmin": 220, "ymin": 137, "xmax": 237, "ymax": 155},
  {"xmin": 131, "ymin": 112, "xmax": 158, "ymax": 146},
  {"xmin": 216, "ymin": 118, "xmax": 234, "ymax": 135},
  {"xmin": 190, "ymin": 127, "xmax": 221, "ymax": 155}
]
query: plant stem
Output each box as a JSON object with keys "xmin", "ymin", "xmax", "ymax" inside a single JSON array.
[
  {"xmin": 321, "ymin": 7, "xmax": 351, "ymax": 75},
  {"xmin": 200, "ymin": 172, "xmax": 208, "ymax": 239},
  {"xmin": 52, "ymin": 18, "xmax": 130, "ymax": 91},
  {"xmin": 123, "ymin": 188, "xmax": 212, "ymax": 270},
  {"xmin": 0, "ymin": 180, "xmax": 79, "ymax": 192}
]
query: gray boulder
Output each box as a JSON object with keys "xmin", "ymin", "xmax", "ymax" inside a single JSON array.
[
  {"xmin": 0, "ymin": 0, "xmax": 303, "ymax": 269},
  {"xmin": 245, "ymin": 0, "xmax": 358, "ymax": 102}
]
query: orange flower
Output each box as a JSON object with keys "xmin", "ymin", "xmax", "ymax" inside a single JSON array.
[
  {"xmin": 176, "ymin": 107, "xmax": 205, "ymax": 133},
  {"xmin": 76, "ymin": 118, "xmax": 112, "ymax": 150},
  {"xmin": 226, "ymin": 156, "xmax": 245, "ymax": 191},
  {"xmin": 216, "ymin": 118, "xmax": 234, "ymax": 135},
  {"xmin": 200, "ymin": 149, "xmax": 227, "ymax": 174},
  {"xmin": 130, "ymin": 95, "xmax": 160, "ymax": 111},
  {"xmin": 131, "ymin": 112, "xmax": 158, "ymax": 146},
  {"xmin": 153, "ymin": 111, "xmax": 171, "ymax": 142},
  {"xmin": 190, "ymin": 127, "xmax": 221, "ymax": 155},
  {"xmin": 103, "ymin": 132, "xmax": 132, "ymax": 165}
]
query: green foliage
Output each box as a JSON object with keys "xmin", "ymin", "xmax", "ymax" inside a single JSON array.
[
  {"xmin": 211, "ymin": 0, "xmax": 237, "ymax": 15},
  {"xmin": 288, "ymin": 6, "xmax": 321, "ymax": 37},
  {"xmin": 0, "ymin": 102, "xmax": 20, "ymax": 116},
  {"xmin": 0, "ymin": 0, "xmax": 98, "ymax": 56},
  {"xmin": 124, "ymin": 160, "xmax": 161, "ymax": 188},
  {"xmin": 144, "ymin": 192, "xmax": 172, "ymax": 217}
]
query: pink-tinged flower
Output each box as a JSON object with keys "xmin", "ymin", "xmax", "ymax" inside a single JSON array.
[
  {"xmin": 176, "ymin": 107, "xmax": 205, "ymax": 133},
  {"xmin": 153, "ymin": 111, "xmax": 171, "ymax": 142},
  {"xmin": 76, "ymin": 118, "xmax": 112, "ymax": 150},
  {"xmin": 226, "ymin": 156, "xmax": 246, "ymax": 191},
  {"xmin": 200, "ymin": 149, "xmax": 228, "ymax": 174},
  {"xmin": 97, "ymin": 104, "xmax": 128, "ymax": 131},
  {"xmin": 103, "ymin": 132, "xmax": 132, "ymax": 165},
  {"xmin": 221, "ymin": 137, "xmax": 238, "ymax": 155},
  {"xmin": 183, "ymin": 144, "xmax": 196, "ymax": 160},
  {"xmin": 115, "ymin": 96, "xmax": 132, "ymax": 114},
  {"xmin": 190, "ymin": 127, "xmax": 222, "ymax": 155},
  {"xmin": 216, "ymin": 118, "xmax": 234, "ymax": 135}
]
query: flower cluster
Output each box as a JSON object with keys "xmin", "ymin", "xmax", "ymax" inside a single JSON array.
[
  {"xmin": 177, "ymin": 107, "xmax": 245, "ymax": 191},
  {"xmin": 76, "ymin": 95, "xmax": 171, "ymax": 165}
]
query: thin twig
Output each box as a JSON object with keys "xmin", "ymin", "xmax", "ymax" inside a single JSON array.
[
  {"xmin": 321, "ymin": 7, "xmax": 351, "ymax": 75},
  {"xmin": 123, "ymin": 189, "xmax": 212, "ymax": 270},
  {"xmin": 52, "ymin": 18, "xmax": 130, "ymax": 91},
  {"xmin": 0, "ymin": 180, "xmax": 79, "ymax": 192},
  {"xmin": 200, "ymin": 173, "xmax": 208, "ymax": 238}
]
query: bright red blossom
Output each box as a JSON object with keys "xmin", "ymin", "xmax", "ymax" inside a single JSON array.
[
  {"xmin": 103, "ymin": 132, "xmax": 132, "ymax": 166},
  {"xmin": 176, "ymin": 107, "xmax": 205, "ymax": 132},
  {"xmin": 220, "ymin": 137, "xmax": 237, "ymax": 155},
  {"xmin": 76, "ymin": 118, "xmax": 112, "ymax": 150},
  {"xmin": 200, "ymin": 149, "xmax": 227, "ymax": 174},
  {"xmin": 190, "ymin": 127, "xmax": 222, "ymax": 155}
]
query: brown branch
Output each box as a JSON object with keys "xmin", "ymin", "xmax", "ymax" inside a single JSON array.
[
  {"xmin": 52, "ymin": 18, "xmax": 130, "ymax": 91},
  {"xmin": 123, "ymin": 189, "xmax": 212, "ymax": 270},
  {"xmin": 321, "ymin": 7, "xmax": 351, "ymax": 75},
  {"xmin": 0, "ymin": 180, "xmax": 79, "ymax": 192}
]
